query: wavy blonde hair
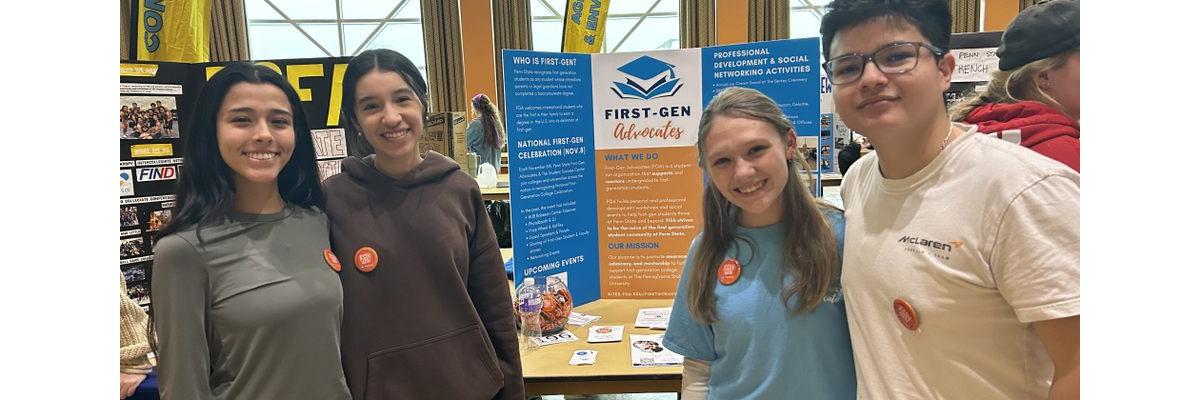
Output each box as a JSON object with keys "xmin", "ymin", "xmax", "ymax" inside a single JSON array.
[{"xmin": 949, "ymin": 50, "xmax": 1077, "ymax": 121}]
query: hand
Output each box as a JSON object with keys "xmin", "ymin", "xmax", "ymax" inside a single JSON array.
[{"xmin": 120, "ymin": 373, "xmax": 146, "ymax": 399}]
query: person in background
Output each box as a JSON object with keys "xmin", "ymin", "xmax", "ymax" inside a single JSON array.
[
  {"xmin": 950, "ymin": 0, "xmax": 1080, "ymax": 172},
  {"xmin": 150, "ymin": 62, "xmax": 351, "ymax": 399},
  {"xmin": 120, "ymin": 274, "xmax": 153, "ymax": 399},
  {"xmin": 664, "ymin": 87, "xmax": 855, "ymax": 399},
  {"xmin": 325, "ymin": 48, "xmax": 523, "ymax": 400},
  {"xmin": 821, "ymin": 0, "xmax": 1079, "ymax": 398},
  {"xmin": 837, "ymin": 140, "xmax": 862, "ymax": 175},
  {"xmin": 467, "ymin": 93, "xmax": 506, "ymax": 169}
]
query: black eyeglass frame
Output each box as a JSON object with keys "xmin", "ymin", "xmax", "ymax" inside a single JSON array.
[{"xmin": 822, "ymin": 41, "xmax": 947, "ymax": 85}]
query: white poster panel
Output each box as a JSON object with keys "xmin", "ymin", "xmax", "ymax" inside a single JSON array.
[{"xmin": 591, "ymin": 49, "xmax": 704, "ymax": 151}]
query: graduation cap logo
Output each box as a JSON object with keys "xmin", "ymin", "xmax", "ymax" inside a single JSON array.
[{"xmin": 611, "ymin": 56, "xmax": 683, "ymax": 100}]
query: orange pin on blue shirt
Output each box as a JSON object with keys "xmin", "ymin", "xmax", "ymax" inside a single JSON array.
[
  {"xmin": 718, "ymin": 259, "xmax": 742, "ymax": 285},
  {"xmin": 354, "ymin": 247, "xmax": 378, "ymax": 273}
]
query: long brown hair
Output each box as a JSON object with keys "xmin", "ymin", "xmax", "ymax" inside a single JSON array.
[
  {"xmin": 688, "ymin": 87, "xmax": 840, "ymax": 324},
  {"xmin": 472, "ymin": 93, "xmax": 506, "ymax": 148},
  {"xmin": 949, "ymin": 50, "xmax": 1077, "ymax": 121}
]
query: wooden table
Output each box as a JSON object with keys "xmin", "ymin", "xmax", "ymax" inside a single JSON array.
[
  {"xmin": 520, "ymin": 299, "xmax": 682, "ymax": 396},
  {"xmin": 820, "ymin": 174, "xmax": 842, "ymax": 187}
]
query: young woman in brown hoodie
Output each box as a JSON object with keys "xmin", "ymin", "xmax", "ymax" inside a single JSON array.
[{"xmin": 323, "ymin": 48, "xmax": 524, "ymax": 400}]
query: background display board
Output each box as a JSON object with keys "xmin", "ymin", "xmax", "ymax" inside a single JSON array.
[
  {"xmin": 944, "ymin": 31, "xmax": 1003, "ymax": 107},
  {"xmin": 119, "ymin": 57, "xmax": 351, "ymax": 306},
  {"xmin": 504, "ymin": 38, "xmax": 821, "ymax": 305}
]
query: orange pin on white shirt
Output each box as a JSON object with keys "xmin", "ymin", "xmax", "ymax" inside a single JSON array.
[
  {"xmin": 354, "ymin": 246, "xmax": 378, "ymax": 273},
  {"xmin": 893, "ymin": 298, "xmax": 919, "ymax": 331},
  {"xmin": 717, "ymin": 259, "xmax": 742, "ymax": 285},
  {"xmin": 323, "ymin": 248, "xmax": 342, "ymax": 272}
]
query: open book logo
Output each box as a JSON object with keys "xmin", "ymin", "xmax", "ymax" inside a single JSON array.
[{"xmin": 610, "ymin": 55, "xmax": 683, "ymax": 100}]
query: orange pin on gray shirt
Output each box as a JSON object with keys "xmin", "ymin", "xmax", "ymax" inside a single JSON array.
[
  {"xmin": 717, "ymin": 258, "xmax": 741, "ymax": 285},
  {"xmin": 354, "ymin": 246, "xmax": 378, "ymax": 273},
  {"xmin": 323, "ymin": 248, "xmax": 342, "ymax": 272},
  {"xmin": 893, "ymin": 298, "xmax": 919, "ymax": 331}
]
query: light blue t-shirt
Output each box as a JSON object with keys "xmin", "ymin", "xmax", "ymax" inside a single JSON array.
[{"xmin": 663, "ymin": 209, "xmax": 856, "ymax": 399}]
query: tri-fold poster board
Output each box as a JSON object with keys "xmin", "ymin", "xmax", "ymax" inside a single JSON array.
[{"xmin": 503, "ymin": 38, "xmax": 822, "ymax": 305}]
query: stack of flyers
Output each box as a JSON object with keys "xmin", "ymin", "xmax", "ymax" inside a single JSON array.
[
  {"xmin": 587, "ymin": 325, "xmax": 624, "ymax": 343},
  {"xmin": 568, "ymin": 350, "xmax": 598, "ymax": 365},
  {"xmin": 634, "ymin": 307, "xmax": 671, "ymax": 329},
  {"xmin": 629, "ymin": 334, "xmax": 683, "ymax": 367},
  {"xmin": 567, "ymin": 312, "xmax": 602, "ymax": 326},
  {"xmin": 530, "ymin": 330, "xmax": 580, "ymax": 347}
]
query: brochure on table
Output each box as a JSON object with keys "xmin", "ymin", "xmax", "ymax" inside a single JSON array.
[{"xmin": 503, "ymin": 38, "xmax": 821, "ymax": 305}]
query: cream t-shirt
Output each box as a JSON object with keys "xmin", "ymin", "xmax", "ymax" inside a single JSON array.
[{"xmin": 840, "ymin": 124, "xmax": 1080, "ymax": 399}]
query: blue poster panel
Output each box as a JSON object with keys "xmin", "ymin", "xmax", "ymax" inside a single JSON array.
[{"xmin": 503, "ymin": 50, "xmax": 602, "ymax": 303}]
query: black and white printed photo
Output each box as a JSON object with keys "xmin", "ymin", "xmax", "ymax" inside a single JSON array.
[
  {"xmin": 121, "ymin": 237, "xmax": 145, "ymax": 258},
  {"xmin": 123, "ymin": 265, "xmax": 151, "ymax": 305},
  {"xmin": 121, "ymin": 206, "xmax": 140, "ymax": 228}
]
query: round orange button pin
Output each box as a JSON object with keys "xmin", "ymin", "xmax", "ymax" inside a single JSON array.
[
  {"xmin": 717, "ymin": 259, "xmax": 741, "ymax": 285},
  {"xmin": 354, "ymin": 246, "xmax": 379, "ymax": 273},
  {"xmin": 893, "ymin": 298, "xmax": 919, "ymax": 331},
  {"xmin": 323, "ymin": 248, "xmax": 342, "ymax": 272}
]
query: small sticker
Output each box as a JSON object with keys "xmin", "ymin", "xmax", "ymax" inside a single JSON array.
[
  {"xmin": 568, "ymin": 312, "xmax": 602, "ymax": 326},
  {"xmin": 569, "ymin": 350, "xmax": 598, "ymax": 365},
  {"xmin": 120, "ymin": 170, "xmax": 135, "ymax": 196},
  {"xmin": 530, "ymin": 330, "xmax": 580, "ymax": 347},
  {"xmin": 587, "ymin": 325, "xmax": 624, "ymax": 343}
]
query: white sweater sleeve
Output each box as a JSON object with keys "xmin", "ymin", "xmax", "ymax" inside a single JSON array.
[{"xmin": 681, "ymin": 357, "xmax": 711, "ymax": 400}]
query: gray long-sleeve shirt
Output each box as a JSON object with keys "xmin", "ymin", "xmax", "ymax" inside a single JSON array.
[{"xmin": 151, "ymin": 206, "xmax": 351, "ymax": 399}]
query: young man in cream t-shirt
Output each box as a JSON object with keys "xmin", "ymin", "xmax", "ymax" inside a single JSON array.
[{"xmin": 820, "ymin": 0, "xmax": 1079, "ymax": 399}]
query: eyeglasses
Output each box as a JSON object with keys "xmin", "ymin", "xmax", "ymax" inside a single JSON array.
[{"xmin": 822, "ymin": 42, "xmax": 945, "ymax": 85}]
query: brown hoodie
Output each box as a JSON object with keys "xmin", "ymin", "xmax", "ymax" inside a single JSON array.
[{"xmin": 323, "ymin": 151, "xmax": 523, "ymax": 400}]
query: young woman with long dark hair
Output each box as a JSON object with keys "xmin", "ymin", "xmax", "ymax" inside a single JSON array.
[
  {"xmin": 150, "ymin": 62, "xmax": 351, "ymax": 399},
  {"xmin": 323, "ymin": 49, "xmax": 523, "ymax": 399},
  {"xmin": 467, "ymin": 93, "xmax": 506, "ymax": 168}
]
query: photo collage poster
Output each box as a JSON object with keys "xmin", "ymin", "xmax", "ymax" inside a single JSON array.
[{"xmin": 119, "ymin": 58, "xmax": 352, "ymax": 306}]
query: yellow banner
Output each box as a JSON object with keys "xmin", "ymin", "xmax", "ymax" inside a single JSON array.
[
  {"xmin": 130, "ymin": 144, "xmax": 174, "ymax": 158},
  {"xmin": 120, "ymin": 63, "xmax": 160, "ymax": 77},
  {"xmin": 137, "ymin": 0, "xmax": 211, "ymax": 62},
  {"xmin": 561, "ymin": 0, "xmax": 610, "ymax": 53}
]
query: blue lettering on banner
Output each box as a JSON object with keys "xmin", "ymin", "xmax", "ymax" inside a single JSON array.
[
  {"xmin": 571, "ymin": 0, "xmax": 584, "ymax": 24},
  {"xmin": 143, "ymin": 0, "xmax": 166, "ymax": 52},
  {"xmin": 586, "ymin": 0, "xmax": 603, "ymax": 30}
]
